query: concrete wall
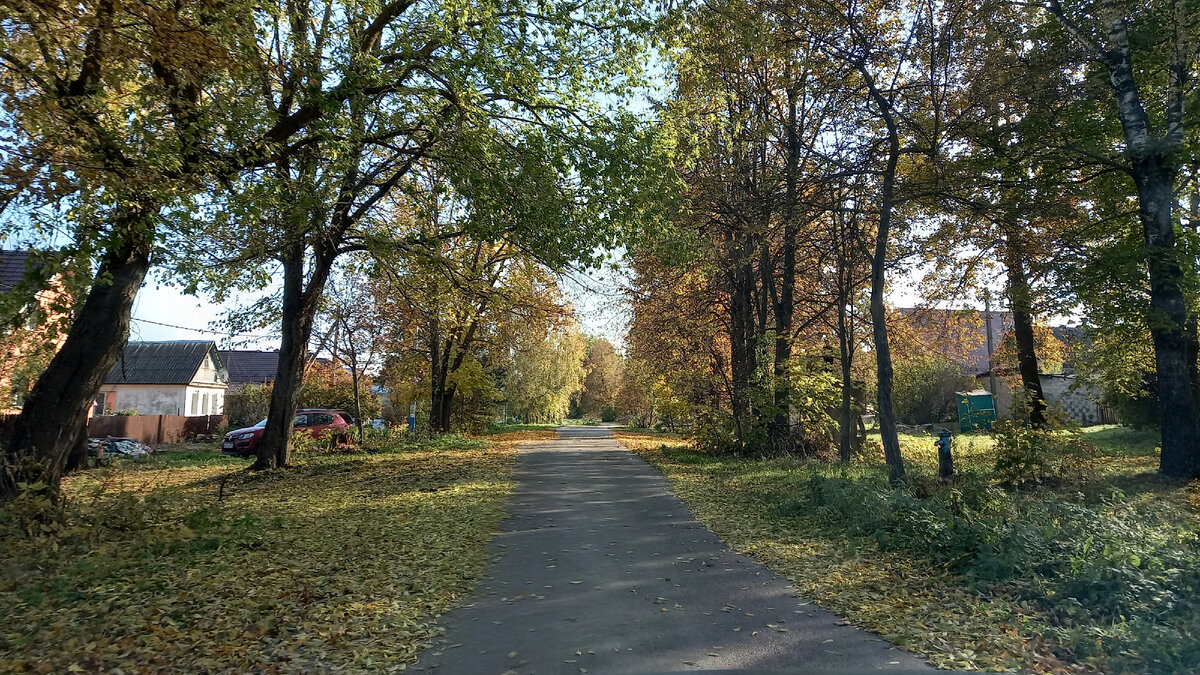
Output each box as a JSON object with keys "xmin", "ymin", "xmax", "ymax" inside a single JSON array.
[
  {"xmin": 982, "ymin": 374, "xmax": 1116, "ymax": 426},
  {"xmin": 98, "ymin": 384, "xmax": 188, "ymax": 416},
  {"xmin": 184, "ymin": 385, "xmax": 225, "ymax": 416},
  {"xmin": 98, "ymin": 383, "xmax": 226, "ymax": 416},
  {"xmin": 194, "ymin": 350, "xmax": 227, "ymax": 385}
]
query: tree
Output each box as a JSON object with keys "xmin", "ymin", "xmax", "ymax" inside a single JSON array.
[
  {"xmin": 317, "ymin": 267, "xmax": 385, "ymax": 442},
  {"xmin": 0, "ymin": 0, "xmax": 265, "ymax": 499},
  {"xmin": 580, "ymin": 338, "xmax": 623, "ymax": 417},
  {"xmin": 1038, "ymin": 0, "xmax": 1200, "ymax": 477},
  {"xmin": 505, "ymin": 322, "xmax": 587, "ymax": 424},
  {"xmin": 168, "ymin": 0, "xmax": 657, "ymax": 466}
]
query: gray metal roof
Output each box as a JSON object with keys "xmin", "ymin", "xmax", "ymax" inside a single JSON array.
[
  {"xmin": 219, "ymin": 350, "xmax": 334, "ymax": 387},
  {"xmin": 106, "ymin": 341, "xmax": 225, "ymax": 385},
  {"xmin": 0, "ymin": 250, "xmax": 35, "ymax": 294},
  {"xmin": 219, "ymin": 349, "xmax": 282, "ymax": 386}
]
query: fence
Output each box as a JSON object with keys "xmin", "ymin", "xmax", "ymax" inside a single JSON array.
[{"xmin": 87, "ymin": 414, "xmax": 226, "ymax": 447}]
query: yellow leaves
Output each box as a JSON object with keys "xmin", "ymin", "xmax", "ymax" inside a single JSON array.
[
  {"xmin": 616, "ymin": 436, "xmax": 1094, "ymax": 674},
  {"xmin": 1, "ymin": 439, "xmax": 520, "ymax": 673}
]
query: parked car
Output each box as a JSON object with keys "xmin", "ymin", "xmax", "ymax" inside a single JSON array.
[{"xmin": 222, "ymin": 409, "xmax": 353, "ymax": 456}]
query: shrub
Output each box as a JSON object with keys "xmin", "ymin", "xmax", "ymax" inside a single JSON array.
[
  {"xmin": 892, "ymin": 355, "xmax": 974, "ymax": 425},
  {"xmin": 223, "ymin": 383, "xmax": 272, "ymax": 429},
  {"xmin": 600, "ymin": 405, "xmax": 618, "ymax": 422},
  {"xmin": 991, "ymin": 418, "xmax": 1093, "ymax": 488}
]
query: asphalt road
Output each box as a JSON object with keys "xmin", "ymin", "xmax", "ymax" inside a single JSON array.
[{"xmin": 413, "ymin": 426, "xmax": 934, "ymax": 674}]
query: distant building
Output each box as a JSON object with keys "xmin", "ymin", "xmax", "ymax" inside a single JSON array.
[
  {"xmin": 218, "ymin": 349, "xmax": 333, "ymax": 391},
  {"xmin": 979, "ymin": 372, "xmax": 1116, "ymax": 427},
  {"xmin": 0, "ymin": 250, "xmax": 71, "ymax": 411},
  {"xmin": 96, "ymin": 341, "xmax": 229, "ymax": 416},
  {"xmin": 893, "ymin": 307, "xmax": 1013, "ymax": 376}
]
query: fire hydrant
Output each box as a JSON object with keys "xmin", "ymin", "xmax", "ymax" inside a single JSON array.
[{"xmin": 934, "ymin": 428, "xmax": 954, "ymax": 480}]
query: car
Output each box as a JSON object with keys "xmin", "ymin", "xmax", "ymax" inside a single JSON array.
[{"xmin": 222, "ymin": 409, "xmax": 353, "ymax": 456}]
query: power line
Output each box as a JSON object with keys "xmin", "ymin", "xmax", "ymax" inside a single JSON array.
[{"xmin": 131, "ymin": 316, "xmax": 277, "ymax": 341}]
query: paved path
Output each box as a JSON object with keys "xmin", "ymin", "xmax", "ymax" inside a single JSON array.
[{"xmin": 415, "ymin": 427, "xmax": 933, "ymax": 674}]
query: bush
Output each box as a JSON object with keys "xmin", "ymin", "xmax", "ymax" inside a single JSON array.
[
  {"xmin": 600, "ymin": 405, "xmax": 618, "ymax": 422},
  {"xmin": 223, "ymin": 383, "xmax": 272, "ymax": 429},
  {"xmin": 223, "ymin": 364, "xmax": 383, "ymax": 430},
  {"xmin": 991, "ymin": 418, "xmax": 1093, "ymax": 488},
  {"xmin": 892, "ymin": 355, "xmax": 974, "ymax": 425}
]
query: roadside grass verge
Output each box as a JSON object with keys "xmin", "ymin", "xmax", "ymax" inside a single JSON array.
[
  {"xmin": 481, "ymin": 422, "xmax": 561, "ymax": 434},
  {"xmin": 616, "ymin": 427, "xmax": 1200, "ymax": 674},
  {"xmin": 0, "ymin": 431, "xmax": 546, "ymax": 673}
]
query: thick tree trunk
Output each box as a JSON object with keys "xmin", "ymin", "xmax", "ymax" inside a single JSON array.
[
  {"xmin": 1004, "ymin": 231, "xmax": 1047, "ymax": 427},
  {"xmin": 439, "ymin": 386, "xmax": 455, "ymax": 432},
  {"xmin": 2, "ymin": 210, "xmax": 154, "ymax": 500},
  {"xmin": 1133, "ymin": 156, "xmax": 1200, "ymax": 478},
  {"xmin": 254, "ymin": 244, "xmax": 329, "ymax": 469}
]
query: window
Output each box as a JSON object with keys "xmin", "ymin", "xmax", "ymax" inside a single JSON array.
[
  {"xmin": 214, "ymin": 394, "xmax": 223, "ymax": 414},
  {"xmin": 310, "ymin": 413, "xmax": 334, "ymax": 426},
  {"xmin": 201, "ymin": 393, "xmax": 209, "ymax": 415},
  {"xmin": 293, "ymin": 414, "xmax": 309, "ymax": 427},
  {"xmin": 191, "ymin": 391, "xmax": 199, "ymax": 415}
]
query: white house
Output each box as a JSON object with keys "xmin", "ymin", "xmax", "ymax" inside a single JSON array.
[{"xmin": 95, "ymin": 341, "xmax": 229, "ymax": 416}]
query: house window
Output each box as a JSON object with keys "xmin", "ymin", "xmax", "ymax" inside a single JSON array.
[
  {"xmin": 201, "ymin": 393, "xmax": 209, "ymax": 415},
  {"xmin": 191, "ymin": 391, "xmax": 199, "ymax": 415},
  {"xmin": 214, "ymin": 394, "xmax": 223, "ymax": 414}
]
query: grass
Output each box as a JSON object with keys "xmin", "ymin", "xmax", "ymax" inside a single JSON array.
[
  {"xmin": 0, "ymin": 430, "xmax": 554, "ymax": 674},
  {"xmin": 615, "ymin": 425, "xmax": 1200, "ymax": 674}
]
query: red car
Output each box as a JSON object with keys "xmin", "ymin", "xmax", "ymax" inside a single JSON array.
[{"xmin": 222, "ymin": 409, "xmax": 353, "ymax": 456}]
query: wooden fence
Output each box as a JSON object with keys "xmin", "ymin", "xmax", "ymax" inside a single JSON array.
[{"xmin": 87, "ymin": 414, "xmax": 226, "ymax": 446}]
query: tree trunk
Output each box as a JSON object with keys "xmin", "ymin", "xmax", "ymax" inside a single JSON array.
[
  {"xmin": 351, "ymin": 360, "xmax": 364, "ymax": 444},
  {"xmin": 769, "ymin": 86, "xmax": 800, "ymax": 449},
  {"xmin": 439, "ymin": 385, "xmax": 455, "ymax": 432},
  {"xmin": 2, "ymin": 210, "xmax": 154, "ymax": 500},
  {"xmin": 1133, "ymin": 155, "xmax": 1199, "ymax": 478},
  {"xmin": 862, "ymin": 70, "xmax": 907, "ymax": 486},
  {"xmin": 1004, "ymin": 230, "xmax": 1047, "ymax": 427},
  {"xmin": 838, "ymin": 288, "xmax": 854, "ymax": 463},
  {"xmin": 253, "ymin": 243, "xmax": 330, "ymax": 469},
  {"xmin": 728, "ymin": 236, "xmax": 757, "ymax": 452}
]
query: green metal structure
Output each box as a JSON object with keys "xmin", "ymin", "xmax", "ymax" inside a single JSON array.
[{"xmin": 956, "ymin": 389, "xmax": 996, "ymax": 432}]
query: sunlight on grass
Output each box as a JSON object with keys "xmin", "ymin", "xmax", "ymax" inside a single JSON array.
[
  {"xmin": 615, "ymin": 427, "xmax": 1200, "ymax": 674},
  {"xmin": 0, "ymin": 432, "xmax": 545, "ymax": 673}
]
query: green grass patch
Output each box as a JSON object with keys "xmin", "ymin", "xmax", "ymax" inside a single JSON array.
[
  {"xmin": 1, "ymin": 434, "xmax": 524, "ymax": 673},
  {"xmin": 617, "ymin": 427, "xmax": 1199, "ymax": 674}
]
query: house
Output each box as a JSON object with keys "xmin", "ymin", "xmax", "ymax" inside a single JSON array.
[
  {"xmin": 218, "ymin": 349, "xmax": 333, "ymax": 391},
  {"xmin": 0, "ymin": 249, "xmax": 71, "ymax": 411},
  {"xmin": 95, "ymin": 341, "xmax": 229, "ymax": 416}
]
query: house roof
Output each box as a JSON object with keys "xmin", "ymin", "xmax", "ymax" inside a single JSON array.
[
  {"xmin": 219, "ymin": 349, "xmax": 282, "ymax": 386},
  {"xmin": 218, "ymin": 350, "xmax": 332, "ymax": 387},
  {"xmin": 106, "ymin": 341, "xmax": 225, "ymax": 385},
  {"xmin": 0, "ymin": 250, "xmax": 35, "ymax": 294}
]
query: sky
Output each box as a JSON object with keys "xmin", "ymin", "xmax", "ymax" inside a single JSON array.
[{"xmin": 129, "ymin": 260, "xmax": 633, "ymax": 352}]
